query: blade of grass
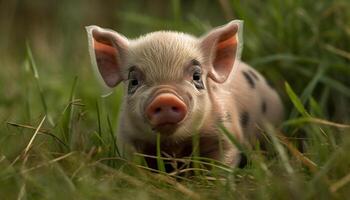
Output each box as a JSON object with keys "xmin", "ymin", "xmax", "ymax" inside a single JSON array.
[
  {"xmin": 61, "ymin": 76, "xmax": 78, "ymax": 147},
  {"xmin": 22, "ymin": 152, "xmax": 75, "ymax": 173},
  {"xmin": 92, "ymin": 131, "xmax": 107, "ymax": 147},
  {"xmin": 295, "ymin": 67, "xmax": 350, "ymax": 98},
  {"xmin": 7, "ymin": 121, "xmax": 68, "ymax": 149},
  {"xmin": 277, "ymin": 133, "xmax": 318, "ymax": 173},
  {"xmin": 282, "ymin": 117, "xmax": 350, "ymax": 129},
  {"xmin": 96, "ymin": 100, "xmax": 102, "ymax": 144},
  {"xmin": 285, "ymin": 82, "xmax": 310, "ymax": 117},
  {"xmin": 218, "ymin": 124, "xmax": 250, "ymax": 155},
  {"xmin": 289, "ymin": 63, "xmax": 326, "ymax": 119},
  {"xmin": 309, "ymin": 97, "xmax": 324, "ymax": 117},
  {"xmin": 24, "ymin": 116, "xmax": 46, "ymax": 155},
  {"xmin": 154, "ymin": 173, "xmax": 200, "ymax": 200},
  {"xmin": 330, "ymin": 172, "xmax": 350, "ymax": 193},
  {"xmin": 135, "ymin": 153, "xmax": 233, "ymax": 173},
  {"xmin": 107, "ymin": 115, "xmax": 120, "ymax": 157},
  {"xmin": 323, "ymin": 43, "xmax": 350, "ymax": 60},
  {"xmin": 23, "ymin": 60, "xmax": 32, "ymax": 122},
  {"xmin": 25, "ymin": 42, "xmax": 53, "ymax": 126},
  {"xmin": 156, "ymin": 133, "xmax": 166, "ymax": 172},
  {"xmin": 310, "ymin": 146, "xmax": 345, "ymax": 187},
  {"xmin": 265, "ymin": 123, "xmax": 294, "ymax": 175}
]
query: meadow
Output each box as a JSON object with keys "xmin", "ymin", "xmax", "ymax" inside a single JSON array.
[{"xmin": 0, "ymin": 0, "xmax": 349, "ymax": 199}]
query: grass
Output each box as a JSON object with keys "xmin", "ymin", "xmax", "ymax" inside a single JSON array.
[{"xmin": 1, "ymin": 0, "xmax": 350, "ymax": 199}]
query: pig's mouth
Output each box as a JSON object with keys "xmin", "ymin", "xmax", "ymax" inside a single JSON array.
[{"xmin": 151, "ymin": 123, "xmax": 179, "ymax": 136}]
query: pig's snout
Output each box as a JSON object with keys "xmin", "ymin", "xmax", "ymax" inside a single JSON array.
[{"xmin": 146, "ymin": 93, "xmax": 187, "ymax": 127}]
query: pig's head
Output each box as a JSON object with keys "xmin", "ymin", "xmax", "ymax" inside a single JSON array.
[{"xmin": 86, "ymin": 20, "xmax": 242, "ymax": 140}]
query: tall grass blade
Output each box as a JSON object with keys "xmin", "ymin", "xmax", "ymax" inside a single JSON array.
[
  {"xmin": 96, "ymin": 100, "xmax": 102, "ymax": 142},
  {"xmin": 265, "ymin": 123, "xmax": 294, "ymax": 175},
  {"xmin": 289, "ymin": 64, "xmax": 326, "ymax": 119},
  {"xmin": 25, "ymin": 42, "xmax": 54, "ymax": 126},
  {"xmin": 61, "ymin": 76, "xmax": 78, "ymax": 147},
  {"xmin": 107, "ymin": 115, "xmax": 120, "ymax": 157},
  {"xmin": 285, "ymin": 82, "xmax": 310, "ymax": 117},
  {"xmin": 156, "ymin": 133, "xmax": 166, "ymax": 172}
]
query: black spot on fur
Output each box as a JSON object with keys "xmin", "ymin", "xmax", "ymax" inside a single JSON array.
[
  {"xmin": 242, "ymin": 71, "xmax": 255, "ymax": 88},
  {"xmin": 262, "ymin": 100, "xmax": 267, "ymax": 114},
  {"xmin": 240, "ymin": 111, "xmax": 250, "ymax": 128},
  {"xmin": 248, "ymin": 70, "xmax": 259, "ymax": 81}
]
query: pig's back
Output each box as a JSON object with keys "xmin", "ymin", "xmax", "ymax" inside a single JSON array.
[{"xmin": 228, "ymin": 61, "xmax": 284, "ymax": 140}]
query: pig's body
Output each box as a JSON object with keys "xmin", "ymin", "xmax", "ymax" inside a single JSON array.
[
  {"xmin": 230, "ymin": 62, "xmax": 283, "ymax": 140},
  {"xmin": 117, "ymin": 60, "xmax": 283, "ymax": 166},
  {"xmin": 87, "ymin": 20, "xmax": 284, "ymax": 168}
]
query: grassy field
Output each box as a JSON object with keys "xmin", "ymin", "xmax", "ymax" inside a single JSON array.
[{"xmin": 1, "ymin": 0, "xmax": 350, "ymax": 199}]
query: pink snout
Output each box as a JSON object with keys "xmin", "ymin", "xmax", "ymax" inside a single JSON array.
[{"xmin": 146, "ymin": 93, "xmax": 187, "ymax": 127}]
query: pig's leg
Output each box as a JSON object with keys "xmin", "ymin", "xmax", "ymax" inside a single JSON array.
[{"xmin": 199, "ymin": 135, "xmax": 241, "ymax": 166}]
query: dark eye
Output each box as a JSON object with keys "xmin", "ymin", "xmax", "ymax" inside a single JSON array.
[
  {"xmin": 130, "ymin": 79, "xmax": 139, "ymax": 86},
  {"xmin": 192, "ymin": 67, "xmax": 204, "ymax": 90},
  {"xmin": 128, "ymin": 67, "xmax": 142, "ymax": 94},
  {"xmin": 193, "ymin": 71, "xmax": 201, "ymax": 81}
]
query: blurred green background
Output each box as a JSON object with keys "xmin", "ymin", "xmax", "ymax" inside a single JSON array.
[{"xmin": 0, "ymin": 0, "xmax": 350, "ymax": 199}]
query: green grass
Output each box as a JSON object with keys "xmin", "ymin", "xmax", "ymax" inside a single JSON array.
[{"xmin": 1, "ymin": 0, "xmax": 350, "ymax": 199}]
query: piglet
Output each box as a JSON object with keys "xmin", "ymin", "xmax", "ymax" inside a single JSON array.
[{"xmin": 86, "ymin": 20, "xmax": 283, "ymax": 168}]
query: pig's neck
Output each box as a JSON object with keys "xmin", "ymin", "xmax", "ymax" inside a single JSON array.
[{"xmin": 201, "ymin": 78, "xmax": 243, "ymax": 142}]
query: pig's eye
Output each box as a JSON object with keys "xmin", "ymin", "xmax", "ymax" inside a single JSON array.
[
  {"xmin": 193, "ymin": 71, "xmax": 201, "ymax": 81},
  {"xmin": 130, "ymin": 79, "xmax": 139, "ymax": 86},
  {"xmin": 128, "ymin": 68, "xmax": 142, "ymax": 94},
  {"xmin": 128, "ymin": 77, "xmax": 140, "ymax": 94},
  {"xmin": 192, "ymin": 68, "xmax": 204, "ymax": 90}
]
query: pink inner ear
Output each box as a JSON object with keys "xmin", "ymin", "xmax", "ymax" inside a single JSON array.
[
  {"xmin": 94, "ymin": 38, "xmax": 118, "ymax": 58},
  {"xmin": 93, "ymin": 37, "xmax": 121, "ymax": 87},
  {"xmin": 216, "ymin": 35, "xmax": 237, "ymax": 50},
  {"xmin": 213, "ymin": 34, "xmax": 237, "ymax": 78}
]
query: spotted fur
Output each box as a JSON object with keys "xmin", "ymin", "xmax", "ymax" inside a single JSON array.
[
  {"xmin": 240, "ymin": 111, "xmax": 250, "ymax": 128},
  {"xmin": 242, "ymin": 71, "xmax": 255, "ymax": 88}
]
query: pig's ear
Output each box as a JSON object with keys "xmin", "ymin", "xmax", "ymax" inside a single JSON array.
[
  {"xmin": 200, "ymin": 20, "xmax": 243, "ymax": 83},
  {"xmin": 86, "ymin": 26, "xmax": 129, "ymax": 87}
]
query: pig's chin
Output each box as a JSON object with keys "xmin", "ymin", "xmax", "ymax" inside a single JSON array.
[{"xmin": 151, "ymin": 123, "xmax": 179, "ymax": 136}]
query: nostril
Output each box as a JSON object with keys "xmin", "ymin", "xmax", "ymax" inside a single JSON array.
[
  {"xmin": 154, "ymin": 107, "xmax": 162, "ymax": 114},
  {"xmin": 171, "ymin": 106, "xmax": 178, "ymax": 112}
]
